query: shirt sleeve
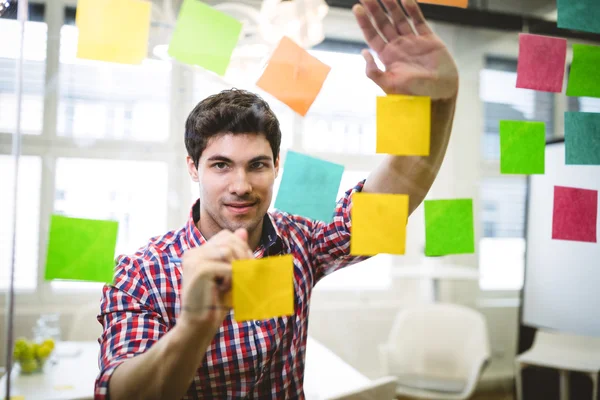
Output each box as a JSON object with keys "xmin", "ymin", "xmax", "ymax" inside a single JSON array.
[
  {"xmin": 308, "ymin": 180, "xmax": 370, "ymax": 283},
  {"xmin": 94, "ymin": 255, "xmax": 169, "ymax": 400}
]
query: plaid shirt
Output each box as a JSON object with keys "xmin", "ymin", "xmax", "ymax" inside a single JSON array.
[{"xmin": 95, "ymin": 181, "xmax": 367, "ymax": 399}]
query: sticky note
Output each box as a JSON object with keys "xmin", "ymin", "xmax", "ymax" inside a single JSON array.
[
  {"xmin": 558, "ymin": 0, "xmax": 600, "ymax": 35},
  {"xmin": 425, "ymin": 199, "xmax": 475, "ymax": 256},
  {"xmin": 256, "ymin": 37, "xmax": 331, "ymax": 116},
  {"xmin": 567, "ymin": 44, "xmax": 600, "ymax": 98},
  {"xmin": 565, "ymin": 112, "xmax": 600, "ymax": 165},
  {"xmin": 350, "ymin": 193, "xmax": 409, "ymax": 256},
  {"xmin": 232, "ymin": 255, "xmax": 294, "ymax": 321},
  {"xmin": 4, "ymin": 396, "xmax": 25, "ymax": 400},
  {"xmin": 376, "ymin": 95, "xmax": 431, "ymax": 156},
  {"xmin": 499, "ymin": 120, "xmax": 545, "ymax": 174},
  {"xmin": 44, "ymin": 215, "xmax": 118, "ymax": 283},
  {"xmin": 274, "ymin": 151, "xmax": 344, "ymax": 222},
  {"xmin": 75, "ymin": 0, "xmax": 151, "ymax": 65},
  {"xmin": 516, "ymin": 34, "xmax": 567, "ymax": 93},
  {"xmin": 552, "ymin": 186, "xmax": 597, "ymax": 243},
  {"xmin": 418, "ymin": 0, "xmax": 468, "ymax": 7},
  {"xmin": 167, "ymin": 0, "xmax": 242, "ymax": 76}
]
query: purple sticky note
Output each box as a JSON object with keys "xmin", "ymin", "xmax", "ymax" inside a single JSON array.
[
  {"xmin": 516, "ymin": 34, "xmax": 567, "ymax": 93},
  {"xmin": 552, "ymin": 186, "xmax": 598, "ymax": 243}
]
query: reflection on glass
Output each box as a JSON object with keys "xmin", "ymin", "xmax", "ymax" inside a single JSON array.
[
  {"xmin": 0, "ymin": 156, "xmax": 41, "ymax": 290},
  {"xmin": 53, "ymin": 158, "xmax": 168, "ymax": 290}
]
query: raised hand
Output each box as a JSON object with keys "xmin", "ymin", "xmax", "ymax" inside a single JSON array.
[{"xmin": 353, "ymin": 0, "xmax": 459, "ymax": 100}]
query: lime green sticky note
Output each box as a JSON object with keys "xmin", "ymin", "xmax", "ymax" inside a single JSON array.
[
  {"xmin": 350, "ymin": 193, "xmax": 409, "ymax": 256},
  {"xmin": 76, "ymin": 0, "xmax": 151, "ymax": 65},
  {"xmin": 567, "ymin": 44, "xmax": 600, "ymax": 99},
  {"xmin": 500, "ymin": 120, "xmax": 545, "ymax": 174},
  {"xmin": 44, "ymin": 215, "xmax": 118, "ymax": 283},
  {"xmin": 167, "ymin": 0, "xmax": 242, "ymax": 75},
  {"xmin": 376, "ymin": 95, "xmax": 431, "ymax": 156},
  {"xmin": 425, "ymin": 199, "xmax": 475, "ymax": 256},
  {"xmin": 232, "ymin": 255, "xmax": 294, "ymax": 322}
]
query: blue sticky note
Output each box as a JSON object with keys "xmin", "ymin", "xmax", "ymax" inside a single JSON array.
[
  {"xmin": 274, "ymin": 151, "xmax": 344, "ymax": 222},
  {"xmin": 565, "ymin": 112, "xmax": 600, "ymax": 165},
  {"xmin": 558, "ymin": 0, "xmax": 600, "ymax": 35}
]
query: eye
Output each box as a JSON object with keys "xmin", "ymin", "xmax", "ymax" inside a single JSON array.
[
  {"xmin": 250, "ymin": 161, "xmax": 267, "ymax": 170},
  {"xmin": 213, "ymin": 162, "xmax": 228, "ymax": 170}
]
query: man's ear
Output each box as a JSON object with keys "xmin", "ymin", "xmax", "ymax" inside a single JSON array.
[
  {"xmin": 274, "ymin": 155, "xmax": 280, "ymax": 178},
  {"xmin": 186, "ymin": 156, "xmax": 199, "ymax": 182}
]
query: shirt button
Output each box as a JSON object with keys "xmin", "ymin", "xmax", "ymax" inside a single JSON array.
[{"xmin": 255, "ymin": 320, "xmax": 262, "ymax": 326}]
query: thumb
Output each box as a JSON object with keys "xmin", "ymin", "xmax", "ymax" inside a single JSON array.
[
  {"xmin": 234, "ymin": 228, "xmax": 248, "ymax": 242},
  {"xmin": 362, "ymin": 49, "xmax": 385, "ymax": 86}
]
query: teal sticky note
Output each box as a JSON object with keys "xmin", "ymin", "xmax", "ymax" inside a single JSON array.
[
  {"xmin": 44, "ymin": 215, "xmax": 118, "ymax": 283},
  {"xmin": 274, "ymin": 151, "xmax": 344, "ymax": 222},
  {"xmin": 558, "ymin": 0, "xmax": 600, "ymax": 35},
  {"xmin": 167, "ymin": 0, "xmax": 242, "ymax": 76},
  {"xmin": 425, "ymin": 199, "xmax": 475, "ymax": 256},
  {"xmin": 567, "ymin": 44, "xmax": 600, "ymax": 98},
  {"xmin": 500, "ymin": 120, "xmax": 545, "ymax": 174},
  {"xmin": 565, "ymin": 112, "xmax": 600, "ymax": 165}
]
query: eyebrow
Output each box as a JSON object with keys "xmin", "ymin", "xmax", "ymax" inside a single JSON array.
[{"xmin": 205, "ymin": 155, "xmax": 273, "ymax": 164}]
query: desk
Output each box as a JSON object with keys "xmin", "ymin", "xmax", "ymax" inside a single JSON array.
[
  {"xmin": 0, "ymin": 342, "xmax": 99, "ymax": 400},
  {"xmin": 392, "ymin": 264, "xmax": 479, "ymax": 302}
]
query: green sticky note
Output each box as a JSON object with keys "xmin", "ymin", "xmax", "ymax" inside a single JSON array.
[
  {"xmin": 167, "ymin": 0, "xmax": 242, "ymax": 76},
  {"xmin": 500, "ymin": 120, "xmax": 545, "ymax": 174},
  {"xmin": 558, "ymin": 0, "xmax": 600, "ymax": 35},
  {"xmin": 274, "ymin": 151, "xmax": 344, "ymax": 222},
  {"xmin": 567, "ymin": 44, "xmax": 600, "ymax": 98},
  {"xmin": 44, "ymin": 215, "xmax": 118, "ymax": 283},
  {"xmin": 425, "ymin": 199, "xmax": 475, "ymax": 256},
  {"xmin": 565, "ymin": 112, "xmax": 600, "ymax": 165}
]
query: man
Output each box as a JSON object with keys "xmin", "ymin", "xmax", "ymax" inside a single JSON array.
[{"xmin": 95, "ymin": 0, "xmax": 459, "ymax": 398}]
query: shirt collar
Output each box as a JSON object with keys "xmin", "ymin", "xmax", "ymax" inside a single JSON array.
[{"xmin": 185, "ymin": 199, "xmax": 282, "ymax": 253}]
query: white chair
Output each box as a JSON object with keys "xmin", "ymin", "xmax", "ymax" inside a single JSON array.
[
  {"xmin": 67, "ymin": 302, "xmax": 103, "ymax": 342},
  {"xmin": 380, "ymin": 303, "xmax": 490, "ymax": 400},
  {"xmin": 326, "ymin": 376, "xmax": 399, "ymax": 400},
  {"xmin": 515, "ymin": 330, "xmax": 600, "ymax": 400}
]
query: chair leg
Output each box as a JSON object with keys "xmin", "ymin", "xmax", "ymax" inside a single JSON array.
[
  {"xmin": 559, "ymin": 370, "xmax": 570, "ymax": 400},
  {"xmin": 590, "ymin": 372, "xmax": 598, "ymax": 400},
  {"xmin": 515, "ymin": 362, "xmax": 524, "ymax": 400}
]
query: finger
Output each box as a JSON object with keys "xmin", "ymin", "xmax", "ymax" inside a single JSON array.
[
  {"xmin": 234, "ymin": 228, "xmax": 248, "ymax": 242},
  {"xmin": 352, "ymin": 4, "xmax": 386, "ymax": 53},
  {"xmin": 212, "ymin": 230, "xmax": 253, "ymax": 259},
  {"xmin": 359, "ymin": 0, "xmax": 398, "ymax": 43},
  {"xmin": 226, "ymin": 232, "xmax": 254, "ymax": 259},
  {"xmin": 401, "ymin": 0, "xmax": 432, "ymax": 35},
  {"xmin": 381, "ymin": 0, "xmax": 414, "ymax": 36},
  {"xmin": 362, "ymin": 49, "xmax": 388, "ymax": 90}
]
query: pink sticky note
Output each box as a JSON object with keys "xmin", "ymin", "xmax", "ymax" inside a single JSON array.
[
  {"xmin": 552, "ymin": 186, "xmax": 598, "ymax": 243},
  {"xmin": 516, "ymin": 34, "xmax": 567, "ymax": 93}
]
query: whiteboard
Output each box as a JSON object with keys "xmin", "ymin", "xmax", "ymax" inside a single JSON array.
[{"xmin": 524, "ymin": 140, "xmax": 600, "ymax": 337}]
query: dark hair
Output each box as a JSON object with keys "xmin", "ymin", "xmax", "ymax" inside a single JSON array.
[{"xmin": 185, "ymin": 89, "xmax": 282, "ymax": 167}]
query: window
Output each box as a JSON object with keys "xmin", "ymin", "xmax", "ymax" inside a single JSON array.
[
  {"xmin": 0, "ymin": 156, "xmax": 42, "ymax": 290},
  {"xmin": 478, "ymin": 57, "xmax": 554, "ymax": 291},
  {"xmin": 52, "ymin": 158, "xmax": 168, "ymax": 290},
  {"xmin": 57, "ymin": 25, "xmax": 171, "ymax": 141},
  {"xmin": 0, "ymin": 17, "xmax": 47, "ymax": 135}
]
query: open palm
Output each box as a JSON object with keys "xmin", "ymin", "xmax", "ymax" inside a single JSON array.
[{"xmin": 353, "ymin": 0, "xmax": 459, "ymax": 100}]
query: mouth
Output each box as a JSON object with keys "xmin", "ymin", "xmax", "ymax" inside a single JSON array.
[{"xmin": 224, "ymin": 202, "xmax": 257, "ymax": 215}]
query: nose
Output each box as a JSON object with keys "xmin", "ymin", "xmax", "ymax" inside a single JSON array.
[{"xmin": 229, "ymin": 168, "xmax": 252, "ymax": 196}]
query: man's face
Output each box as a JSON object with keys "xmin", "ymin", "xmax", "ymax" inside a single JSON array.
[{"xmin": 188, "ymin": 133, "xmax": 279, "ymax": 236}]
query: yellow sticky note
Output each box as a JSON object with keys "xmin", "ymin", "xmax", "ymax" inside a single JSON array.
[
  {"xmin": 376, "ymin": 95, "xmax": 431, "ymax": 156},
  {"xmin": 76, "ymin": 0, "xmax": 151, "ymax": 64},
  {"xmin": 5, "ymin": 396, "xmax": 25, "ymax": 400},
  {"xmin": 350, "ymin": 193, "xmax": 409, "ymax": 256},
  {"xmin": 232, "ymin": 255, "xmax": 294, "ymax": 322}
]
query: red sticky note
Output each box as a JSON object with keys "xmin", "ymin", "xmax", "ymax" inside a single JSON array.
[
  {"xmin": 516, "ymin": 34, "xmax": 567, "ymax": 93},
  {"xmin": 552, "ymin": 186, "xmax": 598, "ymax": 243}
]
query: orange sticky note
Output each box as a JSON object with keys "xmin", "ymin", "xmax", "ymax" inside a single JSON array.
[
  {"xmin": 350, "ymin": 193, "xmax": 409, "ymax": 256},
  {"xmin": 418, "ymin": 0, "xmax": 468, "ymax": 8},
  {"xmin": 76, "ymin": 0, "xmax": 151, "ymax": 65},
  {"xmin": 256, "ymin": 37, "xmax": 331, "ymax": 116},
  {"xmin": 376, "ymin": 95, "xmax": 431, "ymax": 156},
  {"xmin": 232, "ymin": 255, "xmax": 294, "ymax": 321}
]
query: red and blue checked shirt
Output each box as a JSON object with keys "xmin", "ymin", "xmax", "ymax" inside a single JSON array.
[{"xmin": 95, "ymin": 181, "xmax": 368, "ymax": 399}]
